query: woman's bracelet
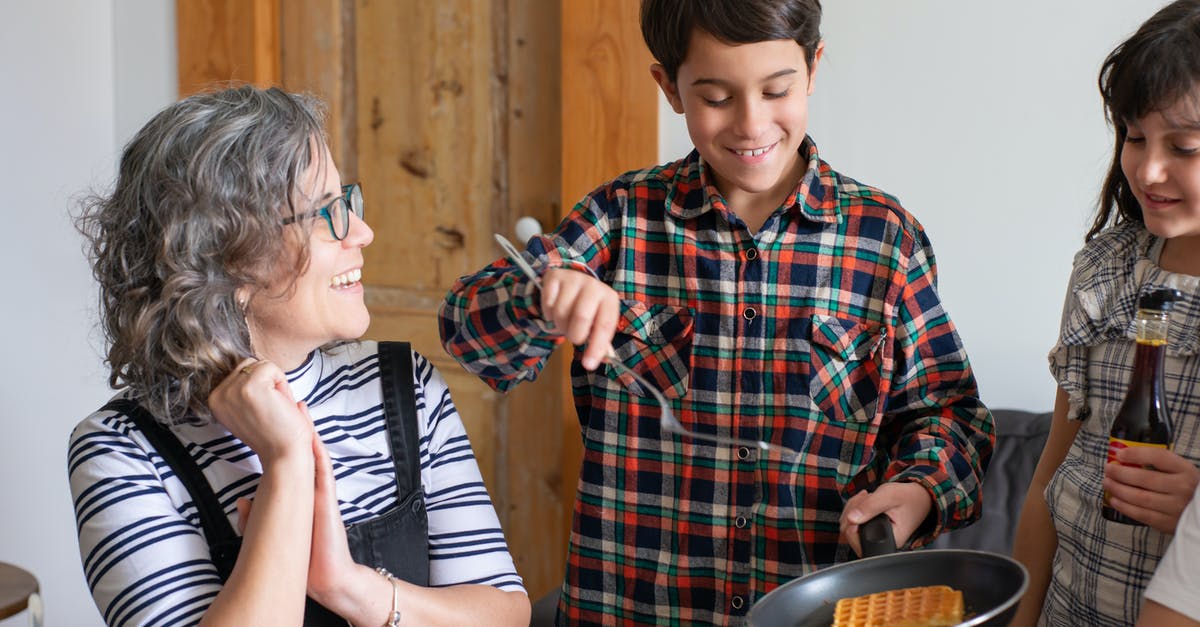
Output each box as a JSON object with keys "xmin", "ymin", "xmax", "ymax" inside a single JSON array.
[{"xmin": 375, "ymin": 567, "xmax": 401, "ymax": 627}]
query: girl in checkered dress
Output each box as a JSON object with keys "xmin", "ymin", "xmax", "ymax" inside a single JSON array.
[{"xmin": 1013, "ymin": 2, "xmax": 1200, "ymax": 625}]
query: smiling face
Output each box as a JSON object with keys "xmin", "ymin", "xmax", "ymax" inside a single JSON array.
[
  {"xmin": 245, "ymin": 140, "xmax": 375, "ymax": 368},
  {"xmin": 652, "ymin": 28, "xmax": 823, "ymax": 218},
  {"xmin": 1120, "ymin": 96, "xmax": 1200, "ymax": 245}
]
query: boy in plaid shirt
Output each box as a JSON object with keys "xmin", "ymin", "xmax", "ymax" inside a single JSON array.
[{"xmin": 439, "ymin": 0, "xmax": 994, "ymax": 623}]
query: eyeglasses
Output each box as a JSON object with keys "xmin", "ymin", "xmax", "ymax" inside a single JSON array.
[
  {"xmin": 281, "ymin": 183, "xmax": 364, "ymax": 240},
  {"xmin": 494, "ymin": 233, "xmax": 795, "ymax": 455}
]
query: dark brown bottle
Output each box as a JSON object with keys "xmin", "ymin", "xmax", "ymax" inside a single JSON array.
[{"xmin": 1102, "ymin": 287, "xmax": 1181, "ymax": 524}]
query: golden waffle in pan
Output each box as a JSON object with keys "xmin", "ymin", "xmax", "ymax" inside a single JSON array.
[{"xmin": 830, "ymin": 584, "xmax": 964, "ymax": 627}]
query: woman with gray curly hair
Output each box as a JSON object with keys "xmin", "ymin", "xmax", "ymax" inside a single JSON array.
[{"xmin": 67, "ymin": 85, "xmax": 530, "ymax": 626}]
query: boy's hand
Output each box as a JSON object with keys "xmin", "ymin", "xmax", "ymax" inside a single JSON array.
[
  {"xmin": 541, "ymin": 268, "xmax": 620, "ymax": 370},
  {"xmin": 1103, "ymin": 447, "xmax": 1200, "ymax": 534},
  {"xmin": 840, "ymin": 482, "xmax": 933, "ymax": 556}
]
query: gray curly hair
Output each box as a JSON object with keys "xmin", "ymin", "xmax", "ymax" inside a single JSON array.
[{"xmin": 77, "ymin": 85, "xmax": 329, "ymax": 424}]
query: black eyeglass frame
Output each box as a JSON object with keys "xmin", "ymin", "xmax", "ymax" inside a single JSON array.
[{"xmin": 281, "ymin": 183, "xmax": 364, "ymax": 240}]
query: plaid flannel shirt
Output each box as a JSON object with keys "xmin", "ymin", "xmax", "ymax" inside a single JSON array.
[
  {"xmin": 439, "ymin": 137, "xmax": 994, "ymax": 625},
  {"xmin": 1043, "ymin": 224, "xmax": 1200, "ymax": 626}
]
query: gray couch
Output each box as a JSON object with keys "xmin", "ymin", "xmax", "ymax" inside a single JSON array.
[{"xmin": 528, "ymin": 408, "xmax": 1053, "ymax": 625}]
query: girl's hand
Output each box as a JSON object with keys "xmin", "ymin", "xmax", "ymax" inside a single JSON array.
[
  {"xmin": 208, "ymin": 358, "xmax": 312, "ymax": 465},
  {"xmin": 840, "ymin": 482, "xmax": 933, "ymax": 556},
  {"xmin": 1103, "ymin": 447, "xmax": 1200, "ymax": 533},
  {"xmin": 541, "ymin": 268, "xmax": 620, "ymax": 370}
]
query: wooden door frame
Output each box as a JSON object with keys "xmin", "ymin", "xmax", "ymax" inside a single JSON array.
[{"xmin": 554, "ymin": 0, "xmax": 658, "ymax": 587}]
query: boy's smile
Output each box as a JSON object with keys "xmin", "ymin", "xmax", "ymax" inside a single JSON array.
[
  {"xmin": 731, "ymin": 142, "xmax": 777, "ymax": 161},
  {"xmin": 652, "ymin": 29, "xmax": 823, "ymax": 225}
]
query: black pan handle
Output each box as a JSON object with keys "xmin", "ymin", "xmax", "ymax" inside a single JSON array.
[{"xmin": 859, "ymin": 513, "xmax": 897, "ymax": 557}]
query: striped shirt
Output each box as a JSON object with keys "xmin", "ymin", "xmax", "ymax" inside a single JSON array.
[
  {"xmin": 439, "ymin": 137, "xmax": 993, "ymax": 625},
  {"xmin": 1044, "ymin": 224, "xmax": 1200, "ymax": 626},
  {"xmin": 67, "ymin": 341, "xmax": 523, "ymax": 626}
]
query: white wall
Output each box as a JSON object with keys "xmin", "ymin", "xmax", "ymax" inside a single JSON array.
[
  {"xmin": 0, "ymin": 2, "xmax": 174, "ymax": 625},
  {"xmin": 659, "ymin": 0, "xmax": 1168, "ymax": 412}
]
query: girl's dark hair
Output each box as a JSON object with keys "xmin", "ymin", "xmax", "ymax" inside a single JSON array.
[
  {"xmin": 640, "ymin": 0, "xmax": 823, "ymax": 83},
  {"xmin": 76, "ymin": 85, "xmax": 328, "ymax": 424},
  {"xmin": 1089, "ymin": 0, "xmax": 1200, "ymax": 241}
]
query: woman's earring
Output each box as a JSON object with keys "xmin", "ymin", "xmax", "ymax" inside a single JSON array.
[
  {"xmin": 237, "ymin": 295, "xmax": 252, "ymax": 334},
  {"xmin": 240, "ymin": 298, "xmax": 256, "ymax": 351}
]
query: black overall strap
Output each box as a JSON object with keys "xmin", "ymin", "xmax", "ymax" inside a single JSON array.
[
  {"xmin": 102, "ymin": 398, "xmax": 241, "ymax": 581},
  {"xmin": 376, "ymin": 342, "xmax": 421, "ymax": 497}
]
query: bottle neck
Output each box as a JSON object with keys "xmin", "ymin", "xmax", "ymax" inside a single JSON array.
[
  {"xmin": 1129, "ymin": 340, "xmax": 1166, "ymax": 394},
  {"xmin": 1129, "ymin": 307, "xmax": 1169, "ymax": 395}
]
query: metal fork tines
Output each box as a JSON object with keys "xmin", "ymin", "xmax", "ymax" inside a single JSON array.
[
  {"xmin": 495, "ymin": 233, "xmax": 790, "ymax": 455},
  {"xmin": 604, "ymin": 357, "xmax": 774, "ymax": 451}
]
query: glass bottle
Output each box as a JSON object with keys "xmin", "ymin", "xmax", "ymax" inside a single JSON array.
[{"xmin": 1102, "ymin": 287, "xmax": 1182, "ymax": 524}]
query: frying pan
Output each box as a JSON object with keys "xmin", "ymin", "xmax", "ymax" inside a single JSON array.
[{"xmin": 747, "ymin": 515, "xmax": 1028, "ymax": 627}]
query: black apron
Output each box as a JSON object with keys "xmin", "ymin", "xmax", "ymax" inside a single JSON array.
[{"xmin": 104, "ymin": 342, "xmax": 430, "ymax": 625}]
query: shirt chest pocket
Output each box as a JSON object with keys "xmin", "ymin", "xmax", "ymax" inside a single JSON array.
[
  {"xmin": 606, "ymin": 301, "xmax": 694, "ymax": 400},
  {"xmin": 808, "ymin": 314, "xmax": 886, "ymax": 423}
]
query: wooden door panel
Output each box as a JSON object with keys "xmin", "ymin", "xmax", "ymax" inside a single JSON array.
[
  {"xmin": 561, "ymin": 0, "xmax": 657, "ymax": 203},
  {"xmin": 177, "ymin": 0, "xmax": 280, "ymax": 95},
  {"xmin": 280, "ymin": 0, "xmax": 354, "ymax": 178},
  {"xmin": 496, "ymin": 0, "xmax": 569, "ymax": 598},
  {"xmin": 499, "ymin": 349, "xmax": 573, "ymax": 595},
  {"xmin": 354, "ymin": 0, "xmax": 497, "ymax": 293},
  {"xmin": 361, "ymin": 290, "xmax": 452, "ymax": 366}
]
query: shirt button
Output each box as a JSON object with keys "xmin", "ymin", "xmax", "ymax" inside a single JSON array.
[
  {"xmin": 735, "ymin": 516, "xmax": 748, "ymax": 528},
  {"xmin": 742, "ymin": 307, "xmax": 756, "ymax": 320},
  {"xmin": 746, "ymin": 248, "xmax": 759, "ymax": 260},
  {"xmin": 731, "ymin": 596, "xmax": 745, "ymax": 610},
  {"xmin": 737, "ymin": 446, "xmax": 751, "ymax": 460}
]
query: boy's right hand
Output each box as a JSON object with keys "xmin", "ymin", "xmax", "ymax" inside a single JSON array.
[
  {"xmin": 541, "ymin": 268, "xmax": 620, "ymax": 370},
  {"xmin": 840, "ymin": 482, "xmax": 933, "ymax": 556}
]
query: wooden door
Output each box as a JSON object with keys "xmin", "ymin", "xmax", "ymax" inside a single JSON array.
[{"xmin": 176, "ymin": 0, "xmax": 655, "ymax": 598}]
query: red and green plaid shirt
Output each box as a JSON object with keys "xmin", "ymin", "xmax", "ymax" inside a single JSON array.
[{"xmin": 439, "ymin": 137, "xmax": 994, "ymax": 625}]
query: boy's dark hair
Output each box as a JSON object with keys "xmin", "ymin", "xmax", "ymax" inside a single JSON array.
[
  {"xmin": 641, "ymin": 0, "xmax": 823, "ymax": 83},
  {"xmin": 1089, "ymin": 0, "xmax": 1200, "ymax": 241}
]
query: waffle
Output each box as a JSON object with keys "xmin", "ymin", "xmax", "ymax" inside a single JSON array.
[{"xmin": 831, "ymin": 585, "xmax": 963, "ymax": 627}]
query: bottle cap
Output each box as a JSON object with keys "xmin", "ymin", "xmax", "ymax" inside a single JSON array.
[{"xmin": 1138, "ymin": 287, "xmax": 1183, "ymax": 312}]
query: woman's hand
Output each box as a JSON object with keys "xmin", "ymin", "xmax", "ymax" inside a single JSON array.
[
  {"xmin": 541, "ymin": 268, "xmax": 620, "ymax": 371},
  {"xmin": 206, "ymin": 386, "xmax": 315, "ymax": 627},
  {"xmin": 1103, "ymin": 447, "xmax": 1200, "ymax": 533},
  {"xmin": 208, "ymin": 358, "xmax": 312, "ymax": 465},
  {"xmin": 235, "ymin": 419, "xmax": 359, "ymax": 607},
  {"xmin": 840, "ymin": 482, "xmax": 933, "ymax": 556},
  {"xmin": 305, "ymin": 427, "xmax": 359, "ymax": 606}
]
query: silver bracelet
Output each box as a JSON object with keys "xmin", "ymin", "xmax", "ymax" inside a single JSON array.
[{"xmin": 375, "ymin": 567, "xmax": 401, "ymax": 627}]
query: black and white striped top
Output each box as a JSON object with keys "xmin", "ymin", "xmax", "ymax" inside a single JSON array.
[{"xmin": 68, "ymin": 341, "xmax": 523, "ymax": 626}]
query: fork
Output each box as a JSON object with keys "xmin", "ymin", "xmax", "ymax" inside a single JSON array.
[{"xmin": 494, "ymin": 233, "xmax": 789, "ymax": 454}]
